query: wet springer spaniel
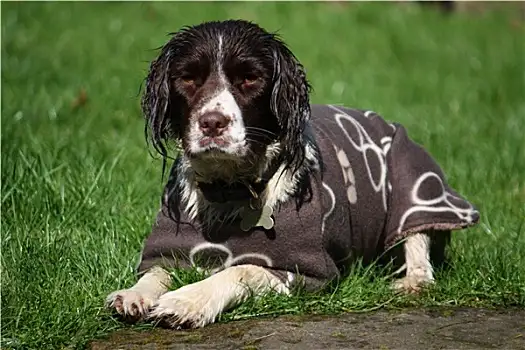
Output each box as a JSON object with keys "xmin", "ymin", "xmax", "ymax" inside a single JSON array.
[{"xmin": 106, "ymin": 20, "xmax": 479, "ymax": 328}]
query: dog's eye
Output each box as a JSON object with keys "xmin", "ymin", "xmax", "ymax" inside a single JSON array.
[
  {"xmin": 180, "ymin": 74, "xmax": 203, "ymax": 87},
  {"xmin": 242, "ymin": 74, "xmax": 259, "ymax": 87},
  {"xmin": 181, "ymin": 76, "xmax": 195, "ymax": 85}
]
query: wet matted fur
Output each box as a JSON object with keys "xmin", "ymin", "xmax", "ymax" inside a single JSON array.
[{"xmin": 106, "ymin": 20, "xmax": 479, "ymax": 329}]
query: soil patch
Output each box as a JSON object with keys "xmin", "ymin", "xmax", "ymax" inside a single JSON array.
[{"xmin": 90, "ymin": 308, "xmax": 525, "ymax": 349}]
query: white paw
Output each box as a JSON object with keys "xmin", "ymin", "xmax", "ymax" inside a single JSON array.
[
  {"xmin": 106, "ymin": 289, "xmax": 155, "ymax": 321},
  {"xmin": 392, "ymin": 275, "xmax": 434, "ymax": 294},
  {"xmin": 148, "ymin": 283, "xmax": 219, "ymax": 329}
]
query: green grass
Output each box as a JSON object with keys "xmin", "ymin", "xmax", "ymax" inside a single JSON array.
[{"xmin": 2, "ymin": 2, "xmax": 524, "ymax": 349}]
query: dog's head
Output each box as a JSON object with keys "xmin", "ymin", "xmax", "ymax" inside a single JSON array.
[{"xmin": 142, "ymin": 20, "xmax": 311, "ymax": 180}]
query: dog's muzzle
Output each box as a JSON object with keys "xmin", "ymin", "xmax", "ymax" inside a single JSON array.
[{"xmin": 197, "ymin": 112, "xmax": 231, "ymax": 148}]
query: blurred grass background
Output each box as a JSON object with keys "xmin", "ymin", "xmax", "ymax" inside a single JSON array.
[{"xmin": 1, "ymin": 2, "xmax": 524, "ymax": 349}]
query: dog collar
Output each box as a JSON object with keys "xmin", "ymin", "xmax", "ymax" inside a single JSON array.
[
  {"xmin": 197, "ymin": 178, "xmax": 275, "ymax": 231},
  {"xmin": 196, "ymin": 179, "xmax": 268, "ymax": 204},
  {"xmin": 195, "ymin": 157, "xmax": 283, "ymax": 204}
]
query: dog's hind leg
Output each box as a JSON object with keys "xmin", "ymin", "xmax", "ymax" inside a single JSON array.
[
  {"xmin": 106, "ymin": 266, "xmax": 172, "ymax": 322},
  {"xmin": 393, "ymin": 232, "xmax": 436, "ymax": 293},
  {"xmin": 148, "ymin": 264, "xmax": 289, "ymax": 329}
]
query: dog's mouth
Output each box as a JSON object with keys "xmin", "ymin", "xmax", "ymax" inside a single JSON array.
[
  {"xmin": 198, "ymin": 136, "xmax": 230, "ymax": 148},
  {"xmin": 189, "ymin": 136, "xmax": 247, "ymax": 160}
]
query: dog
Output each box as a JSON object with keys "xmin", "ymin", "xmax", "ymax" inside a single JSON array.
[{"xmin": 106, "ymin": 20, "xmax": 479, "ymax": 329}]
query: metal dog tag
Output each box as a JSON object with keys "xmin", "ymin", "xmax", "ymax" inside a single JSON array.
[{"xmin": 240, "ymin": 204, "xmax": 274, "ymax": 231}]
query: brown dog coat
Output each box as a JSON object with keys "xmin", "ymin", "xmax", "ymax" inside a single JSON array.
[{"xmin": 137, "ymin": 105, "xmax": 479, "ymax": 290}]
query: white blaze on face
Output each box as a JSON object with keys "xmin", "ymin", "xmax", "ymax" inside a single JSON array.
[
  {"xmin": 189, "ymin": 34, "xmax": 246, "ymax": 155},
  {"xmin": 217, "ymin": 34, "xmax": 223, "ymax": 66},
  {"xmin": 198, "ymin": 88, "xmax": 245, "ymax": 139},
  {"xmin": 189, "ymin": 87, "xmax": 246, "ymax": 155}
]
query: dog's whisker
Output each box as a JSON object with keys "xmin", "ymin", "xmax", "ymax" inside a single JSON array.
[
  {"xmin": 245, "ymin": 132, "xmax": 276, "ymax": 142},
  {"xmin": 245, "ymin": 126, "xmax": 277, "ymax": 134},
  {"xmin": 245, "ymin": 127, "xmax": 278, "ymax": 137},
  {"xmin": 245, "ymin": 138, "xmax": 270, "ymax": 147}
]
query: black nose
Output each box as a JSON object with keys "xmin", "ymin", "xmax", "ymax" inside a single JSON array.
[{"xmin": 198, "ymin": 112, "xmax": 230, "ymax": 137}]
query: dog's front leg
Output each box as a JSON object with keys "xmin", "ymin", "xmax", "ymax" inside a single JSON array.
[
  {"xmin": 106, "ymin": 266, "xmax": 172, "ymax": 321},
  {"xmin": 393, "ymin": 232, "xmax": 435, "ymax": 293},
  {"xmin": 148, "ymin": 264, "xmax": 288, "ymax": 329}
]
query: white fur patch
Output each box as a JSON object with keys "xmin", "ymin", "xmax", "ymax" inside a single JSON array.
[
  {"xmin": 403, "ymin": 233, "xmax": 433, "ymax": 280},
  {"xmin": 264, "ymin": 141, "xmax": 319, "ymax": 208},
  {"xmin": 107, "ymin": 264, "xmax": 289, "ymax": 329},
  {"xmin": 217, "ymin": 34, "xmax": 223, "ymax": 66},
  {"xmin": 148, "ymin": 264, "xmax": 288, "ymax": 328},
  {"xmin": 199, "ymin": 88, "xmax": 244, "ymax": 137},
  {"xmin": 393, "ymin": 233, "xmax": 434, "ymax": 293},
  {"xmin": 106, "ymin": 266, "xmax": 172, "ymax": 319},
  {"xmin": 189, "ymin": 88, "xmax": 246, "ymax": 155}
]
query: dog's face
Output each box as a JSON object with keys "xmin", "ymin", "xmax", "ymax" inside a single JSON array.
[
  {"xmin": 169, "ymin": 22, "xmax": 278, "ymax": 158},
  {"xmin": 142, "ymin": 20, "xmax": 311, "ymax": 178}
]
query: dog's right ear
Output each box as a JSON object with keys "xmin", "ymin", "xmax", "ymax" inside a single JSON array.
[{"xmin": 142, "ymin": 42, "xmax": 178, "ymax": 158}]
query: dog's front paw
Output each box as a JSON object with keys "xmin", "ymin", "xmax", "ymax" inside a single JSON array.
[
  {"xmin": 106, "ymin": 289, "xmax": 155, "ymax": 322},
  {"xmin": 392, "ymin": 275, "xmax": 434, "ymax": 294},
  {"xmin": 148, "ymin": 283, "xmax": 219, "ymax": 329}
]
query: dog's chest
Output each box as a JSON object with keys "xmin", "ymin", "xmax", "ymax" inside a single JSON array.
[{"xmin": 159, "ymin": 178, "xmax": 343, "ymax": 282}]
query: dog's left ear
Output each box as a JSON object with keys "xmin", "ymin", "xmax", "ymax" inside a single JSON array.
[
  {"xmin": 269, "ymin": 37, "xmax": 311, "ymax": 170},
  {"xmin": 142, "ymin": 44, "xmax": 177, "ymax": 158}
]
